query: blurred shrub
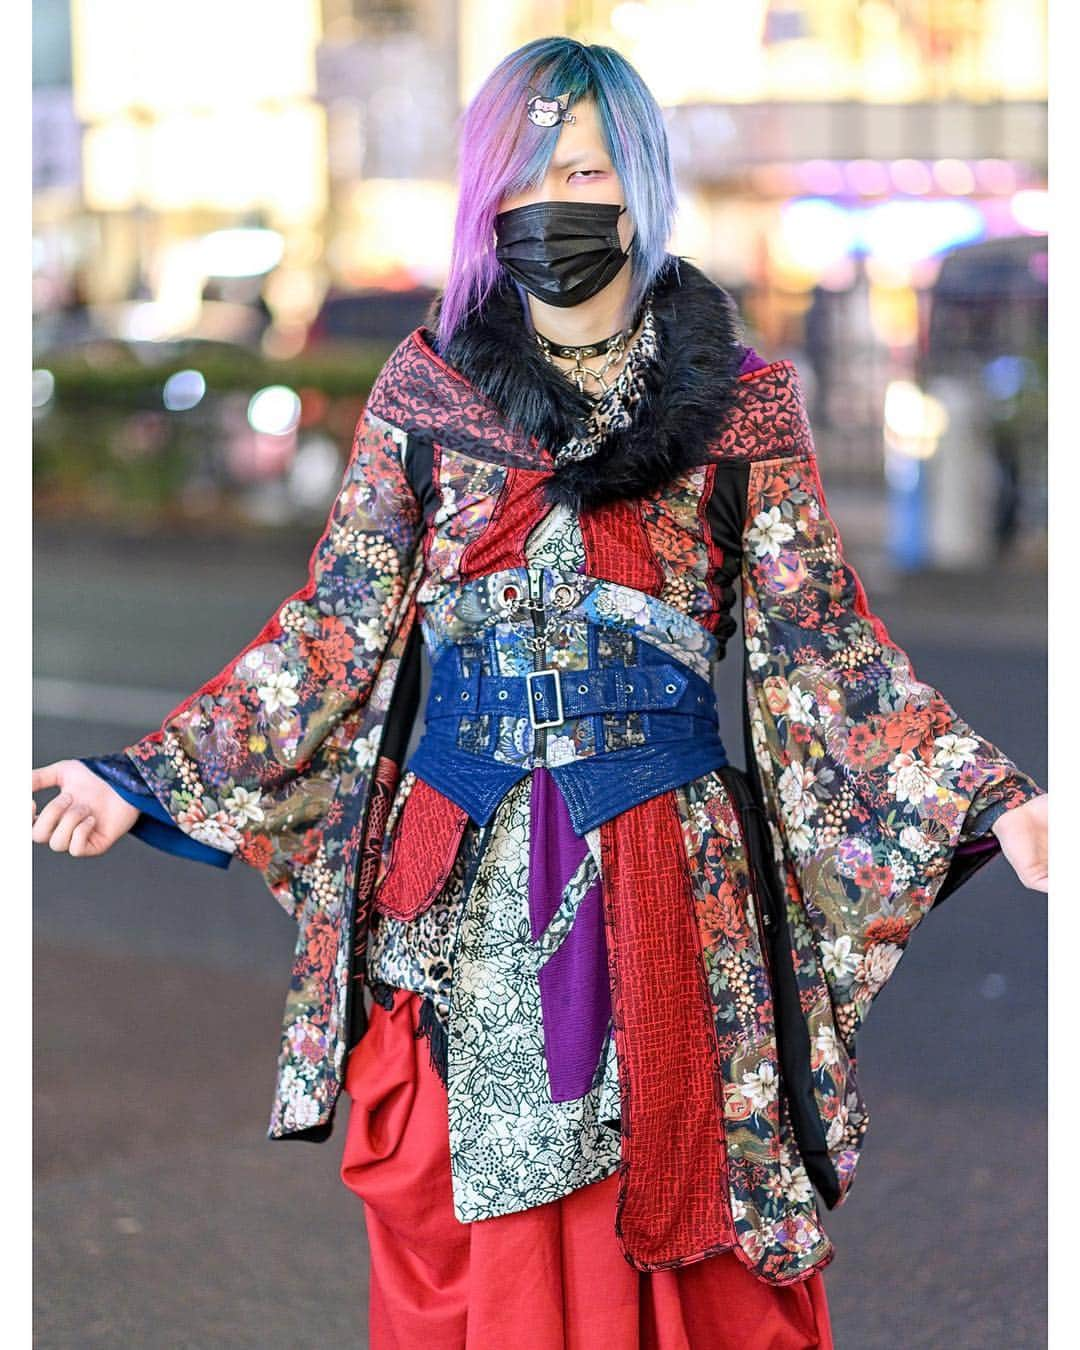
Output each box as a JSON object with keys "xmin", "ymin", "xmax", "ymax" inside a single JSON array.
[
  {"xmin": 33, "ymin": 343, "xmax": 394, "ymax": 529},
  {"xmin": 39, "ymin": 345, "xmax": 391, "ymax": 404}
]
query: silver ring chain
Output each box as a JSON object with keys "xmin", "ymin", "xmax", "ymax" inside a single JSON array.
[{"xmin": 503, "ymin": 583, "xmax": 588, "ymax": 653}]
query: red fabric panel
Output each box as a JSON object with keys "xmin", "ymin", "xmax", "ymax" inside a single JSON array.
[
  {"xmin": 340, "ymin": 988, "xmax": 834, "ymax": 1349},
  {"xmin": 598, "ymin": 790, "xmax": 738, "ymax": 1271},
  {"xmin": 579, "ymin": 499, "xmax": 665, "ymax": 592},
  {"xmin": 374, "ymin": 778, "xmax": 470, "ymax": 923},
  {"xmin": 368, "ymin": 330, "xmax": 554, "ymax": 465},
  {"xmin": 708, "ymin": 361, "xmax": 814, "ymax": 463},
  {"xmin": 459, "ymin": 465, "xmax": 552, "ymax": 576}
]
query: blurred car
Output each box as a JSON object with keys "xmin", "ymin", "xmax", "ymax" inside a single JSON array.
[
  {"xmin": 32, "ymin": 300, "xmax": 272, "ymax": 363},
  {"xmin": 919, "ymin": 233, "xmax": 1047, "ymax": 381},
  {"xmin": 32, "ymin": 330, "xmax": 374, "ymax": 528},
  {"xmin": 303, "ymin": 285, "xmax": 440, "ymax": 351}
]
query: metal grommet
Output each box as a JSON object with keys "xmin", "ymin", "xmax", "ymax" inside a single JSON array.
[
  {"xmin": 624, "ymin": 682, "xmax": 633, "ymax": 693},
  {"xmin": 434, "ymin": 692, "xmax": 443, "ymax": 701},
  {"xmin": 552, "ymin": 583, "xmax": 575, "ymax": 608},
  {"xmin": 502, "ymin": 583, "xmax": 518, "ymax": 602},
  {"xmin": 578, "ymin": 683, "xmax": 588, "ymax": 693},
  {"xmin": 460, "ymin": 690, "xmax": 469, "ymax": 700},
  {"xmin": 665, "ymin": 682, "xmax": 677, "ymax": 693},
  {"xmin": 497, "ymin": 689, "xmax": 508, "ymax": 700},
  {"xmin": 533, "ymin": 689, "xmax": 543, "ymax": 701}
]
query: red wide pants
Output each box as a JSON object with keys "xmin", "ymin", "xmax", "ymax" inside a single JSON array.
[{"xmin": 340, "ymin": 987, "xmax": 834, "ymax": 1349}]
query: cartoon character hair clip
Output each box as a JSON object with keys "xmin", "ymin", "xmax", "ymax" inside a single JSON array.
[{"xmin": 526, "ymin": 92, "xmax": 576, "ymax": 128}]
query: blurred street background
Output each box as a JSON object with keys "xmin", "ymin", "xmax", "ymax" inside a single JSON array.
[{"xmin": 33, "ymin": 1, "xmax": 1047, "ymax": 1346}]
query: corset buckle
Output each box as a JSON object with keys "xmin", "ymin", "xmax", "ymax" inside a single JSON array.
[{"xmin": 526, "ymin": 667, "xmax": 565, "ymax": 730}]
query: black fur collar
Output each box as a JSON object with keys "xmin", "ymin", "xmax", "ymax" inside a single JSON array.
[{"xmin": 422, "ymin": 254, "xmax": 744, "ymax": 511}]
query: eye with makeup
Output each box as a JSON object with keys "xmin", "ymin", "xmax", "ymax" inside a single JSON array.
[{"xmin": 569, "ymin": 170, "xmax": 605, "ymax": 180}]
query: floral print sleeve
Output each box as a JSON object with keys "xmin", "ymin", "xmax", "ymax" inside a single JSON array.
[
  {"xmin": 958, "ymin": 770, "xmax": 1044, "ymax": 841},
  {"xmin": 81, "ymin": 751, "xmax": 234, "ymax": 867},
  {"xmin": 740, "ymin": 430, "xmax": 1045, "ymax": 1055},
  {"xmin": 123, "ymin": 401, "xmax": 425, "ymax": 921}
]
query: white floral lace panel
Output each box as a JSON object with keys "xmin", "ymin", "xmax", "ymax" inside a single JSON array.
[{"xmin": 445, "ymin": 772, "xmax": 622, "ymax": 1223}]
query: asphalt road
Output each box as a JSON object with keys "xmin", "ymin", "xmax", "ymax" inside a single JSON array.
[{"xmin": 33, "ymin": 521, "xmax": 1048, "ymax": 1348}]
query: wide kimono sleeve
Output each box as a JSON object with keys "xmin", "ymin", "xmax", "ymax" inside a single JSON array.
[
  {"xmin": 121, "ymin": 392, "xmax": 427, "ymax": 925},
  {"xmin": 738, "ymin": 369, "xmax": 1045, "ymax": 1060},
  {"xmin": 80, "ymin": 751, "xmax": 234, "ymax": 868}
]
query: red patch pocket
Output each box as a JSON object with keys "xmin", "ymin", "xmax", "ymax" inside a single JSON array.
[{"xmin": 373, "ymin": 776, "xmax": 471, "ymax": 922}]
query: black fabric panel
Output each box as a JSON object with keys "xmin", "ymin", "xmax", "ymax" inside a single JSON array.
[
  {"xmin": 378, "ymin": 617, "xmax": 424, "ymax": 767},
  {"xmin": 705, "ymin": 461, "xmax": 750, "ymax": 560},
  {"xmin": 732, "ymin": 660, "xmax": 842, "ymax": 1209},
  {"xmin": 343, "ymin": 617, "xmax": 425, "ymax": 1062},
  {"xmin": 704, "ymin": 462, "xmax": 750, "ymax": 658},
  {"xmin": 404, "ymin": 430, "xmax": 439, "ymax": 526},
  {"xmin": 930, "ymin": 837, "xmax": 1003, "ymax": 909}
]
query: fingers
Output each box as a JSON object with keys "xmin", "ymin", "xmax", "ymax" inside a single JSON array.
[
  {"xmin": 1010, "ymin": 851, "xmax": 1048, "ymax": 893},
  {"xmin": 1024, "ymin": 864, "xmax": 1049, "ymax": 893},
  {"xmin": 48, "ymin": 800, "xmax": 90, "ymax": 855},
  {"xmin": 31, "ymin": 792, "xmax": 94, "ymax": 854},
  {"xmin": 31, "ymin": 763, "xmax": 62, "ymax": 794},
  {"xmin": 68, "ymin": 814, "xmax": 98, "ymax": 859},
  {"xmin": 31, "ymin": 762, "xmax": 65, "ymax": 833},
  {"xmin": 31, "ymin": 790, "xmax": 73, "ymax": 845}
]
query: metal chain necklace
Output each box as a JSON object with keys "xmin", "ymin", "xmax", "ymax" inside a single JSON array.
[
  {"xmin": 533, "ymin": 300, "xmax": 647, "ymax": 396},
  {"xmin": 520, "ymin": 615, "xmax": 585, "ymax": 653},
  {"xmin": 534, "ymin": 328, "xmax": 628, "ymax": 396}
]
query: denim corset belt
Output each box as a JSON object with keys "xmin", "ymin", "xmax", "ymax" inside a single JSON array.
[{"xmin": 406, "ymin": 628, "xmax": 729, "ymax": 837}]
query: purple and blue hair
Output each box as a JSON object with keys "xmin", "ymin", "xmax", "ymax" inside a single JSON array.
[{"xmin": 435, "ymin": 37, "xmax": 678, "ymax": 352}]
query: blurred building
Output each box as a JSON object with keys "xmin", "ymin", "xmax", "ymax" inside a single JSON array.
[
  {"xmin": 316, "ymin": 0, "xmax": 460, "ymax": 291},
  {"xmin": 33, "ymin": 0, "xmax": 82, "ymax": 321},
  {"xmin": 451, "ymin": 1, "xmax": 1048, "ymax": 486},
  {"xmin": 35, "ymin": 0, "xmax": 330, "ymax": 350},
  {"xmin": 32, "ymin": 0, "xmax": 1047, "ymax": 540}
]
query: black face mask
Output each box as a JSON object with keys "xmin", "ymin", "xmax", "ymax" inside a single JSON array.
[{"xmin": 493, "ymin": 200, "xmax": 633, "ymax": 308}]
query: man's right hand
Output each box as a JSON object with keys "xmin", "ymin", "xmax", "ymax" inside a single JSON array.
[{"xmin": 31, "ymin": 760, "xmax": 141, "ymax": 858}]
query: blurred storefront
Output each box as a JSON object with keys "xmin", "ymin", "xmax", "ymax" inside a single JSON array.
[
  {"xmin": 35, "ymin": 0, "xmax": 330, "ymax": 354},
  {"xmin": 32, "ymin": 0, "xmax": 1046, "ymax": 558},
  {"xmin": 456, "ymin": 0, "xmax": 1048, "ymax": 556}
]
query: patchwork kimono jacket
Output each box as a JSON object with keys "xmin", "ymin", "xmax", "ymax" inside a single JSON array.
[{"xmin": 98, "ymin": 255, "xmax": 1044, "ymax": 1288}]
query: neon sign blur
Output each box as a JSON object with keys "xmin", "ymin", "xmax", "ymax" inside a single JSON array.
[{"xmin": 781, "ymin": 196, "xmax": 987, "ymax": 272}]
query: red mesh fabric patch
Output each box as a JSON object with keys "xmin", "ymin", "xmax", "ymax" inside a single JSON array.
[
  {"xmin": 599, "ymin": 790, "xmax": 737, "ymax": 1271},
  {"xmin": 709, "ymin": 361, "xmax": 813, "ymax": 462},
  {"xmin": 374, "ymin": 778, "xmax": 471, "ymax": 923},
  {"xmin": 459, "ymin": 466, "xmax": 553, "ymax": 576},
  {"xmin": 579, "ymin": 500, "xmax": 665, "ymax": 593}
]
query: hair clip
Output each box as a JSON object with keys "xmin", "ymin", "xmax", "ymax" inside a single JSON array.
[{"xmin": 526, "ymin": 92, "xmax": 576, "ymax": 128}]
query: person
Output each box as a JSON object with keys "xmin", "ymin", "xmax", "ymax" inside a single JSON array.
[{"xmin": 32, "ymin": 37, "xmax": 1048, "ymax": 1350}]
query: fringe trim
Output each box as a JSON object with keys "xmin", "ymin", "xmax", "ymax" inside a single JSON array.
[
  {"xmin": 369, "ymin": 979, "xmax": 397, "ymax": 1012},
  {"xmin": 414, "ymin": 994, "xmax": 450, "ymax": 1088}
]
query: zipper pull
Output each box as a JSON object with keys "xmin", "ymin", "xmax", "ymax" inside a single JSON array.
[{"xmin": 527, "ymin": 565, "xmax": 544, "ymax": 608}]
